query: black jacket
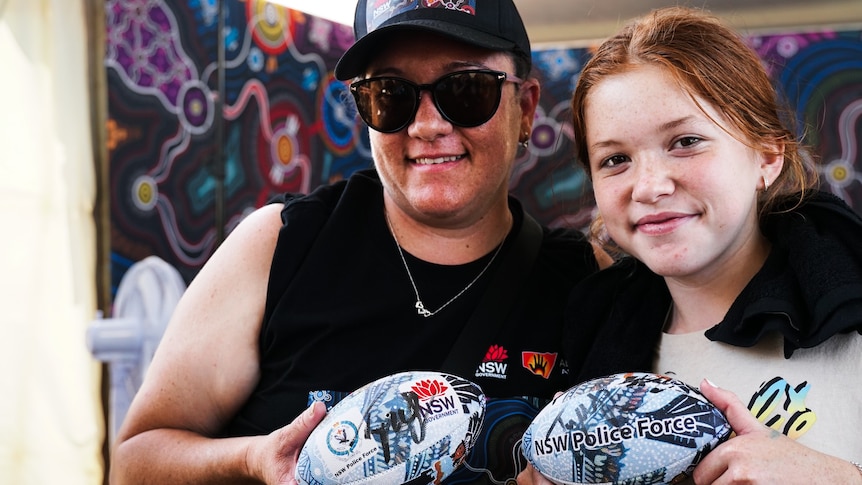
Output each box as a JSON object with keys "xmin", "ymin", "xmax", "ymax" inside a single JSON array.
[{"xmin": 565, "ymin": 191, "xmax": 862, "ymax": 384}]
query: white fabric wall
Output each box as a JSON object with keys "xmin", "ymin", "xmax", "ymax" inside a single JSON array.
[{"xmin": 0, "ymin": 0, "xmax": 104, "ymax": 483}]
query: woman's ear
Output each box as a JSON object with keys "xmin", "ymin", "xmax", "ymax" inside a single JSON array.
[
  {"xmin": 760, "ymin": 140, "xmax": 785, "ymax": 189},
  {"xmin": 519, "ymin": 78, "xmax": 540, "ymax": 133}
]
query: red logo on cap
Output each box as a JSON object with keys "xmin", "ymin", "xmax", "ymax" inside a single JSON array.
[
  {"xmin": 368, "ymin": 0, "xmax": 477, "ymax": 32},
  {"xmin": 424, "ymin": 0, "xmax": 475, "ymax": 14}
]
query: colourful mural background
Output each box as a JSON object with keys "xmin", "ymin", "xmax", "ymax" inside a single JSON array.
[{"xmin": 105, "ymin": 0, "xmax": 862, "ymax": 288}]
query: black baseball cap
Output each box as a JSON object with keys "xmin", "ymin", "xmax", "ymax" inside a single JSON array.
[{"xmin": 334, "ymin": 0, "xmax": 532, "ymax": 80}]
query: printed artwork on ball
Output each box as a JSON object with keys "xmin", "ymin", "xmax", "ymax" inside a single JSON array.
[
  {"xmin": 522, "ymin": 372, "xmax": 732, "ymax": 485},
  {"xmin": 296, "ymin": 371, "xmax": 486, "ymax": 485}
]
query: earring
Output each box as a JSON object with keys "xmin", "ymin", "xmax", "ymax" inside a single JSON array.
[
  {"xmin": 763, "ymin": 175, "xmax": 770, "ymax": 191},
  {"xmin": 520, "ymin": 131, "xmax": 530, "ymax": 148}
]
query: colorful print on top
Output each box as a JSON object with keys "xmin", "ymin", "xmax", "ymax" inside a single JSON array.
[{"xmin": 748, "ymin": 376, "xmax": 816, "ymax": 440}]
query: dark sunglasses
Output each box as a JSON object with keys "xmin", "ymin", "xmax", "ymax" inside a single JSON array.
[{"xmin": 349, "ymin": 69, "xmax": 523, "ymax": 133}]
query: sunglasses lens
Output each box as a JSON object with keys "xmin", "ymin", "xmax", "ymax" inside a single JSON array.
[
  {"xmin": 435, "ymin": 71, "xmax": 503, "ymax": 127},
  {"xmin": 351, "ymin": 71, "xmax": 508, "ymax": 132},
  {"xmin": 352, "ymin": 78, "xmax": 416, "ymax": 133}
]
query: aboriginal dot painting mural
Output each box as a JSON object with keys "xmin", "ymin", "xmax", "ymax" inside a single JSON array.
[
  {"xmin": 106, "ymin": 0, "xmax": 365, "ymax": 287},
  {"xmin": 751, "ymin": 30, "xmax": 862, "ymax": 204},
  {"xmin": 518, "ymin": 46, "xmax": 596, "ymax": 229},
  {"xmin": 104, "ymin": 0, "xmax": 862, "ymax": 288}
]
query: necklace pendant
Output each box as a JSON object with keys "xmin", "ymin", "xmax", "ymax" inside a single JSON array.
[{"xmin": 415, "ymin": 300, "xmax": 432, "ymax": 318}]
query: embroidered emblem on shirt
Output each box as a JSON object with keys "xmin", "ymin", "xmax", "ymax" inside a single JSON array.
[
  {"xmin": 475, "ymin": 344, "xmax": 509, "ymax": 380},
  {"xmin": 521, "ymin": 352, "xmax": 557, "ymax": 379}
]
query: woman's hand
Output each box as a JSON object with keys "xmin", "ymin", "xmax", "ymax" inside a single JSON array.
[{"xmin": 246, "ymin": 401, "xmax": 328, "ymax": 484}]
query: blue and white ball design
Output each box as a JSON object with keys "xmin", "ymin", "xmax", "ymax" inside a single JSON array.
[
  {"xmin": 295, "ymin": 371, "xmax": 486, "ymax": 485},
  {"xmin": 522, "ymin": 372, "xmax": 731, "ymax": 485}
]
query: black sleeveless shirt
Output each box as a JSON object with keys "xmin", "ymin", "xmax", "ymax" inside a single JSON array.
[{"xmin": 222, "ymin": 169, "xmax": 599, "ymax": 484}]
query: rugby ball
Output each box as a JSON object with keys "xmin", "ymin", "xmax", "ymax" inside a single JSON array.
[
  {"xmin": 522, "ymin": 372, "xmax": 731, "ymax": 485},
  {"xmin": 295, "ymin": 371, "xmax": 486, "ymax": 485}
]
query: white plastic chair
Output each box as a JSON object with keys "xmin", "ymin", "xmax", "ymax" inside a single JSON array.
[{"xmin": 86, "ymin": 255, "xmax": 186, "ymax": 446}]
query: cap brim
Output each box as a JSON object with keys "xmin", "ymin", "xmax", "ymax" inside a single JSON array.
[{"xmin": 334, "ymin": 20, "xmax": 518, "ymax": 80}]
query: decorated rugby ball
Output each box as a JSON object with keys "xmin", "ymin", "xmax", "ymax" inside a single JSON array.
[
  {"xmin": 295, "ymin": 371, "xmax": 485, "ymax": 485},
  {"xmin": 522, "ymin": 372, "xmax": 731, "ymax": 485}
]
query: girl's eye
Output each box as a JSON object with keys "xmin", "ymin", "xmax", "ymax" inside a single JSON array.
[
  {"xmin": 674, "ymin": 136, "xmax": 702, "ymax": 148},
  {"xmin": 601, "ymin": 154, "xmax": 629, "ymax": 169}
]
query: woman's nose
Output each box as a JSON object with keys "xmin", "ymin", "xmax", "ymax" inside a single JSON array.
[
  {"xmin": 631, "ymin": 157, "xmax": 675, "ymax": 203},
  {"xmin": 407, "ymin": 91, "xmax": 452, "ymax": 140}
]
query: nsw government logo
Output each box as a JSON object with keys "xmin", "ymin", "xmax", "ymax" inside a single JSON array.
[
  {"xmin": 410, "ymin": 378, "xmax": 461, "ymax": 424},
  {"xmin": 475, "ymin": 344, "xmax": 508, "ymax": 379}
]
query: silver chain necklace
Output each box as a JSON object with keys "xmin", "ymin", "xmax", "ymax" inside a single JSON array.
[{"xmin": 385, "ymin": 211, "xmax": 504, "ymax": 318}]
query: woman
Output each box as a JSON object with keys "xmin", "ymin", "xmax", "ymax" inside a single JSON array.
[
  {"xmin": 111, "ymin": 1, "xmax": 607, "ymax": 484},
  {"xmin": 560, "ymin": 6, "xmax": 862, "ymax": 484}
]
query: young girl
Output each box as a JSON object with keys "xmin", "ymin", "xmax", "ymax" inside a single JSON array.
[{"xmin": 562, "ymin": 6, "xmax": 862, "ymax": 484}]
